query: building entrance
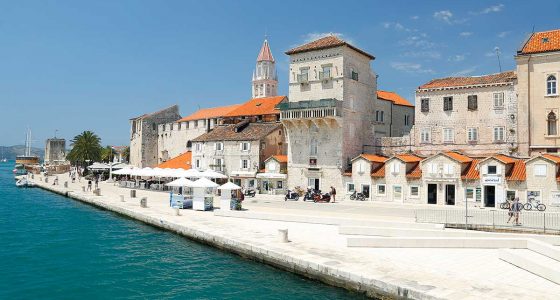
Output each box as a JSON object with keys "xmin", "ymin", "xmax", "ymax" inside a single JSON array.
[
  {"xmin": 484, "ymin": 186, "xmax": 496, "ymax": 207},
  {"xmin": 427, "ymin": 184, "xmax": 437, "ymax": 204}
]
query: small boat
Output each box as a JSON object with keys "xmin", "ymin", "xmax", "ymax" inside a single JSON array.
[{"xmin": 16, "ymin": 178, "xmax": 35, "ymax": 188}]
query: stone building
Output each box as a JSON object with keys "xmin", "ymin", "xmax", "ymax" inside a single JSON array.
[
  {"xmin": 256, "ymin": 155, "xmax": 288, "ymax": 194},
  {"xmin": 129, "ymin": 105, "xmax": 180, "ymax": 168},
  {"xmin": 412, "ymin": 71, "xmax": 519, "ymax": 156},
  {"xmin": 374, "ymin": 90, "xmax": 415, "ymax": 137},
  {"xmin": 252, "ymin": 39, "xmax": 278, "ymax": 98},
  {"xmin": 44, "ymin": 138, "xmax": 66, "ymax": 166},
  {"xmin": 477, "ymin": 154, "xmax": 526, "ymax": 208},
  {"xmin": 524, "ymin": 154, "xmax": 560, "ymax": 206},
  {"xmin": 516, "ymin": 29, "xmax": 560, "ymax": 155},
  {"xmin": 280, "ymin": 35, "xmax": 412, "ymax": 193},
  {"xmin": 191, "ymin": 121, "xmax": 285, "ymax": 189}
]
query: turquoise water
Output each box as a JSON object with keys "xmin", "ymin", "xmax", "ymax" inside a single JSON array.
[{"xmin": 0, "ymin": 162, "xmax": 365, "ymax": 299}]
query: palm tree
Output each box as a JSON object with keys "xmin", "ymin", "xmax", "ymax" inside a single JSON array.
[
  {"xmin": 67, "ymin": 131, "xmax": 102, "ymax": 167},
  {"xmin": 100, "ymin": 146, "xmax": 114, "ymax": 163}
]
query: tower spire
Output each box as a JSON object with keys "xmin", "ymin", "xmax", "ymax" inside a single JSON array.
[{"xmin": 252, "ymin": 38, "xmax": 278, "ymax": 98}]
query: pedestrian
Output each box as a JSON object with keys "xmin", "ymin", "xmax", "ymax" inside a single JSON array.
[
  {"xmin": 87, "ymin": 180, "xmax": 92, "ymax": 191},
  {"xmin": 507, "ymin": 200, "xmax": 515, "ymax": 223},
  {"xmin": 95, "ymin": 176, "xmax": 99, "ymax": 189},
  {"xmin": 512, "ymin": 197, "xmax": 522, "ymax": 226},
  {"xmin": 330, "ymin": 186, "xmax": 336, "ymax": 203}
]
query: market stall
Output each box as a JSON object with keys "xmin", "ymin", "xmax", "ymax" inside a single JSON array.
[
  {"xmin": 188, "ymin": 178, "xmax": 218, "ymax": 211},
  {"xmin": 217, "ymin": 182, "xmax": 242, "ymax": 211}
]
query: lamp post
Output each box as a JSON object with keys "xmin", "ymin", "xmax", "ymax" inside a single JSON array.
[{"xmin": 107, "ymin": 146, "xmax": 114, "ymax": 183}]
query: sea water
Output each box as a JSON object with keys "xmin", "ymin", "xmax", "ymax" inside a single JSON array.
[{"xmin": 0, "ymin": 162, "xmax": 365, "ymax": 299}]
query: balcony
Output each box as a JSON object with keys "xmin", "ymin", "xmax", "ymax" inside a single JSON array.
[
  {"xmin": 277, "ymin": 99, "xmax": 342, "ymax": 120},
  {"xmin": 318, "ymin": 71, "xmax": 332, "ymax": 81},
  {"xmin": 297, "ymin": 73, "xmax": 309, "ymax": 84}
]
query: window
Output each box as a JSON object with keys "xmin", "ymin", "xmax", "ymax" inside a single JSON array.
[
  {"xmin": 390, "ymin": 162, "xmax": 400, "ymax": 174},
  {"xmin": 467, "ymin": 128, "xmax": 478, "ymax": 142},
  {"xmin": 547, "ymin": 75, "xmax": 557, "ymax": 95},
  {"xmin": 375, "ymin": 110, "xmax": 385, "ymax": 123},
  {"xmin": 444, "ymin": 164, "xmax": 454, "ymax": 175},
  {"xmin": 476, "ymin": 187, "xmax": 482, "ymax": 202},
  {"xmin": 347, "ymin": 183, "xmax": 355, "ymax": 193},
  {"xmin": 214, "ymin": 158, "xmax": 223, "ymax": 171},
  {"xmin": 152, "ymin": 123, "xmax": 157, "ymax": 131},
  {"xmin": 404, "ymin": 115, "xmax": 411, "ymax": 126},
  {"xmin": 443, "ymin": 96, "xmax": 453, "ymax": 111},
  {"xmin": 194, "ymin": 120, "xmax": 198, "ymax": 128},
  {"xmin": 298, "ymin": 68, "xmax": 309, "ymax": 83},
  {"xmin": 320, "ymin": 65, "xmax": 332, "ymax": 80},
  {"xmin": 215, "ymin": 142, "xmax": 223, "ymax": 151},
  {"xmin": 528, "ymin": 190, "xmax": 542, "ymax": 202},
  {"xmin": 241, "ymin": 159, "xmax": 249, "ymax": 169},
  {"xmin": 310, "ymin": 138, "xmax": 318, "ymax": 156},
  {"xmin": 466, "ymin": 188, "xmax": 474, "ymax": 201},
  {"xmin": 548, "ymin": 111, "xmax": 558, "ymax": 135},
  {"xmin": 493, "ymin": 126, "xmax": 505, "ymax": 142},
  {"xmin": 467, "ymin": 95, "xmax": 478, "ymax": 111},
  {"xmin": 195, "ymin": 143, "xmax": 202, "ymax": 152},
  {"xmin": 240, "ymin": 142, "xmax": 250, "ymax": 151},
  {"xmin": 393, "ymin": 185, "xmax": 402, "ymax": 200},
  {"xmin": 410, "ymin": 186, "xmax": 419, "ymax": 197},
  {"xmin": 534, "ymin": 164, "xmax": 547, "ymax": 177},
  {"xmin": 493, "ymin": 92, "xmax": 504, "ymax": 109},
  {"xmin": 195, "ymin": 159, "xmax": 201, "ymax": 169},
  {"xmin": 421, "ymin": 128, "xmax": 431, "ymax": 143},
  {"xmin": 421, "ymin": 98, "xmax": 430, "ymax": 112},
  {"xmin": 377, "ymin": 184, "xmax": 386, "ymax": 195},
  {"xmin": 185, "ymin": 122, "xmax": 189, "ymax": 129},
  {"xmin": 507, "ymin": 190, "xmax": 516, "ymax": 201},
  {"xmin": 443, "ymin": 128, "xmax": 454, "ymax": 143},
  {"xmin": 351, "ymin": 68, "xmax": 359, "ymax": 81},
  {"xmin": 268, "ymin": 162, "xmax": 276, "ymax": 171},
  {"xmin": 487, "ymin": 165, "xmax": 497, "ymax": 175}
]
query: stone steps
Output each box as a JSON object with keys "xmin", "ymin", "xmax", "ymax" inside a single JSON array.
[{"xmin": 500, "ymin": 248, "xmax": 560, "ymax": 285}]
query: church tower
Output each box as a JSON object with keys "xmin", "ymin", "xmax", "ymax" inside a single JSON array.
[{"xmin": 252, "ymin": 39, "xmax": 278, "ymax": 98}]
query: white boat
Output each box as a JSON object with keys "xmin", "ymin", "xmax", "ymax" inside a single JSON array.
[
  {"xmin": 1, "ymin": 147, "xmax": 7, "ymax": 162},
  {"xmin": 16, "ymin": 178, "xmax": 35, "ymax": 188}
]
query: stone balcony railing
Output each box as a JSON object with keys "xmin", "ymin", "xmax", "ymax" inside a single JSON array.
[{"xmin": 277, "ymin": 99, "xmax": 342, "ymax": 120}]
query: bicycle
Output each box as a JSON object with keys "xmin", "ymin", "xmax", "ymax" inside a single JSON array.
[{"xmin": 524, "ymin": 197, "xmax": 546, "ymax": 211}]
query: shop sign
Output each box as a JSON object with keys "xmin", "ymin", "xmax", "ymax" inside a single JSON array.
[{"xmin": 482, "ymin": 176, "xmax": 501, "ymax": 184}]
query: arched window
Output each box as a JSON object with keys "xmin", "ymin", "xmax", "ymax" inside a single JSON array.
[
  {"xmin": 547, "ymin": 75, "xmax": 557, "ymax": 95},
  {"xmin": 548, "ymin": 111, "xmax": 557, "ymax": 135}
]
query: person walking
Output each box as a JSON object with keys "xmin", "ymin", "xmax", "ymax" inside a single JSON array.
[
  {"xmin": 94, "ymin": 176, "xmax": 99, "ymax": 190},
  {"xmin": 512, "ymin": 197, "xmax": 522, "ymax": 226},
  {"xmin": 87, "ymin": 180, "xmax": 92, "ymax": 191},
  {"xmin": 330, "ymin": 186, "xmax": 337, "ymax": 203}
]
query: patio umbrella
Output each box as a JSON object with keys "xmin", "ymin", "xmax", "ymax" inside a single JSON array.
[
  {"xmin": 200, "ymin": 169, "xmax": 228, "ymax": 179},
  {"xmin": 165, "ymin": 177, "xmax": 194, "ymax": 187},
  {"xmin": 218, "ymin": 182, "xmax": 241, "ymax": 190},
  {"xmin": 182, "ymin": 168, "xmax": 202, "ymax": 178},
  {"xmin": 187, "ymin": 177, "xmax": 219, "ymax": 188}
]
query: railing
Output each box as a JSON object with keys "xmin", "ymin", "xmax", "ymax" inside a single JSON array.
[
  {"xmin": 318, "ymin": 71, "xmax": 331, "ymax": 80},
  {"xmin": 277, "ymin": 99, "xmax": 343, "ymax": 120},
  {"xmin": 297, "ymin": 73, "xmax": 309, "ymax": 83},
  {"xmin": 415, "ymin": 208, "xmax": 560, "ymax": 233}
]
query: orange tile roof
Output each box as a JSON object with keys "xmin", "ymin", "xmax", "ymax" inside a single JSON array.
[
  {"xmin": 285, "ymin": 35, "xmax": 375, "ymax": 59},
  {"xmin": 418, "ymin": 71, "xmax": 516, "ymax": 90},
  {"xmin": 542, "ymin": 153, "xmax": 560, "ymax": 163},
  {"xmin": 224, "ymin": 96, "xmax": 286, "ymax": 118},
  {"xmin": 357, "ymin": 154, "xmax": 387, "ymax": 163},
  {"xmin": 377, "ymin": 90, "xmax": 414, "ymax": 107},
  {"xmin": 461, "ymin": 159, "xmax": 481, "ymax": 180},
  {"xmin": 395, "ymin": 154, "xmax": 422, "ymax": 163},
  {"xmin": 519, "ymin": 29, "xmax": 560, "ymax": 55},
  {"xmin": 269, "ymin": 155, "xmax": 287, "ymax": 163},
  {"xmin": 444, "ymin": 151, "xmax": 473, "ymax": 163},
  {"xmin": 178, "ymin": 104, "xmax": 241, "ymax": 122},
  {"xmin": 506, "ymin": 160, "xmax": 526, "ymax": 181},
  {"xmin": 493, "ymin": 154, "xmax": 517, "ymax": 165},
  {"xmin": 406, "ymin": 163, "xmax": 422, "ymax": 179},
  {"xmin": 371, "ymin": 164, "xmax": 385, "ymax": 178},
  {"xmin": 157, "ymin": 152, "xmax": 192, "ymax": 169}
]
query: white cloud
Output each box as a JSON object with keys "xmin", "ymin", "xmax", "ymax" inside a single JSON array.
[
  {"xmin": 391, "ymin": 62, "xmax": 435, "ymax": 74},
  {"xmin": 382, "ymin": 22, "xmax": 413, "ymax": 32},
  {"xmin": 472, "ymin": 4, "xmax": 505, "ymax": 15},
  {"xmin": 411, "ymin": 16, "xmax": 419, "ymax": 20},
  {"xmin": 449, "ymin": 54, "xmax": 467, "ymax": 62},
  {"xmin": 460, "ymin": 31, "xmax": 473, "ymax": 37},
  {"xmin": 453, "ymin": 66, "xmax": 477, "ymax": 76},
  {"xmin": 498, "ymin": 31, "xmax": 510, "ymax": 38},
  {"xmin": 399, "ymin": 35, "xmax": 435, "ymax": 49},
  {"xmin": 485, "ymin": 51, "xmax": 496, "ymax": 57},
  {"xmin": 434, "ymin": 10, "xmax": 453, "ymax": 23},
  {"xmin": 402, "ymin": 51, "xmax": 441, "ymax": 59}
]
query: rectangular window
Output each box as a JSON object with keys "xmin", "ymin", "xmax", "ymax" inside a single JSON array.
[
  {"xmin": 320, "ymin": 65, "xmax": 332, "ymax": 80},
  {"xmin": 466, "ymin": 188, "xmax": 474, "ymax": 201},
  {"xmin": 487, "ymin": 165, "xmax": 497, "ymax": 175},
  {"xmin": 351, "ymin": 70, "xmax": 359, "ymax": 81},
  {"xmin": 547, "ymin": 74, "xmax": 557, "ymax": 95},
  {"xmin": 534, "ymin": 164, "xmax": 547, "ymax": 177},
  {"xmin": 410, "ymin": 186, "xmax": 419, "ymax": 197},
  {"xmin": 214, "ymin": 159, "xmax": 223, "ymax": 171},
  {"xmin": 404, "ymin": 115, "xmax": 411, "ymax": 126},
  {"xmin": 215, "ymin": 142, "xmax": 223, "ymax": 151},
  {"xmin": 277, "ymin": 181, "xmax": 283, "ymax": 189},
  {"xmin": 195, "ymin": 159, "xmax": 201, "ymax": 169},
  {"xmin": 467, "ymin": 95, "xmax": 478, "ymax": 111},
  {"xmin": 195, "ymin": 143, "xmax": 202, "ymax": 152},
  {"xmin": 377, "ymin": 184, "xmax": 386, "ymax": 196},
  {"xmin": 347, "ymin": 183, "xmax": 355, "ymax": 193},
  {"xmin": 421, "ymin": 128, "xmax": 431, "ymax": 143},
  {"xmin": 443, "ymin": 128, "xmax": 454, "ymax": 143},
  {"xmin": 241, "ymin": 159, "xmax": 249, "ymax": 169},
  {"xmin": 390, "ymin": 162, "xmax": 400, "ymax": 174},
  {"xmin": 476, "ymin": 187, "xmax": 482, "ymax": 202},
  {"xmin": 467, "ymin": 128, "xmax": 478, "ymax": 142},
  {"xmin": 393, "ymin": 185, "xmax": 402, "ymax": 200},
  {"xmin": 421, "ymin": 98, "xmax": 430, "ymax": 112},
  {"xmin": 240, "ymin": 142, "xmax": 250, "ymax": 151},
  {"xmin": 493, "ymin": 92, "xmax": 504, "ymax": 109},
  {"xmin": 493, "ymin": 127, "xmax": 505, "ymax": 142},
  {"xmin": 375, "ymin": 110, "xmax": 385, "ymax": 123},
  {"xmin": 443, "ymin": 96, "xmax": 453, "ymax": 111}
]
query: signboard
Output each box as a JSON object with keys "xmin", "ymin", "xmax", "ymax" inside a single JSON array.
[
  {"xmin": 482, "ymin": 176, "xmax": 501, "ymax": 184},
  {"xmin": 551, "ymin": 191, "xmax": 560, "ymax": 206}
]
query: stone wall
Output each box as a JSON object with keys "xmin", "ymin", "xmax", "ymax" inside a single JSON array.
[
  {"xmin": 157, "ymin": 118, "xmax": 218, "ymax": 163},
  {"xmin": 44, "ymin": 138, "xmax": 66, "ymax": 165}
]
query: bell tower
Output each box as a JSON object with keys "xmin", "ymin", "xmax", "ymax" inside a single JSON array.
[{"xmin": 252, "ymin": 39, "xmax": 278, "ymax": 98}]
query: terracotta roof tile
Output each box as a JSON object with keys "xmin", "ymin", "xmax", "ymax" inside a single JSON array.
[
  {"xmin": 506, "ymin": 160, "xmax": 526, "ymax": 181},
  {"xmin": 377, "ymin": 90, "xmax": 414, "ymax": 107},
  {"xmin": 542, "ymin": 153, "xmax": 560, "ymax": 163},
  {"xmin": 271, "ymin": 155, "xmax": 287, "ymax": 163},
  {"xmin": 461, "ymin": 159, "xmax": 481, "ymax": 180},
  {"xmin": 257, "ymin": 39, "xmax": 275, "ymax": 62},
  {"xmin": 395, "ymin": 154, "xmax": 422, "ymax": 163},
  {"xmin": 493, "ymin": 154, "xmax": 517, "ymax": 165},
  {"xmin": 371, "ymin": 164, "xmax": 385, "ymax": 178},
  {"xmin": 192, "ymin": 122, "xmax": 282, "ymax": 142},
  {"xmin": 444, "ymin": 151, "xmax": 473, "ymax": 163},
  {"xmin": 406, "ymin": 163, "xmax": 422, "ymax": 179},
  {"xmin": 224, "ymin": 96, "xmax": 286, "ymax": 118},
  {"xmin": 519, "ymin": 29, "xmax": 560, "ymax": 55},
  {"xmin": 356, "ymin": 154, "xmax": 387, "ymax": 163},
  {"xmin": 178, "ymin": 104, "xmax": 241, "ymax": 122},
  {"xmin": 285, "ymin": 35, "xmax": 375, "ymax": 59},
  {"xmin": 418, "ymin": 71, "xmax": 516, "ymax": 90},
  {"xmin": 157, "ymin": 152, "xmax": 191, "ymax": 169}
]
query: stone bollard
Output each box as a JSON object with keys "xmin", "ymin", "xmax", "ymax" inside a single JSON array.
[
  {"xmin": 45, "ymin": 177, "xmax": 49, "ymax": 183},
  {"xmin": 278, "ymin": 228, "xmax": 289, "ymax": 243},
  {"xmin": 175, "ymin": 207, "xmax": 181, "ymax": 216},
  {"xmin": 130, "ymin": 189, "xmax": 136, "ymax": 198},
  {"xmin": 31, "ymin": 174, "xmax": 34, "ymax": 179},
  {"xmin": 120, "ymin": 195, "xmax": 125, "ymax": 202},
  {"xmin": 140, "ymin": 197, "xmax": 147, "ymax": 208},
  {"xmin": 93, "ymin": 188, "xmax": 101, "ymax": 196},
  {"xmin": 82, "ymin": 186, "xmax": 86, "ymax": 192},
  {"xmin": 64, "ymin": 182, "xmax": 68, "ymax": 188}
]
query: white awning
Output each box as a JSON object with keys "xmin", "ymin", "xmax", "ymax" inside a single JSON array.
[
  {"xmin": 256, "ymin": 172, "xmax": 287, "ymax": 179},
  {"xmin": 230, "ymin": 171, "xmax": 257, "ymax": 178}
]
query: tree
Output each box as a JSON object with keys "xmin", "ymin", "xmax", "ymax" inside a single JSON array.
[
  {"xmin": 122, "ymin": 146, "xmax": 130, "ymax": 163},
  {"xmin": 100, "ymin": 146, "xmax": 114, "ymax": 163},
  {"xmin": 67, "ymin": 131, "xmax": 102, "ymax": 166}
]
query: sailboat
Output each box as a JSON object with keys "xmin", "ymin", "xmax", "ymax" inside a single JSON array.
[
  {"xmin": 14, "ymin": 129, "xmax": 39, "ymax": 175},
  {"xmin": 0, "ymin": 147, "xmax": 6, "ymax": 163}
]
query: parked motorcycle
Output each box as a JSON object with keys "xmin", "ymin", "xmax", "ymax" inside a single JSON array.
[
  {"xmin": 285, "ymin": 189, "xmax": 300, "ymax": 201},
  {"xmin": 313, "ymin": 191, "xmax": 331, "ymax": 203},
  {"xmin": 349, "ymin": 190, "xmax": 366, "ymax": 201},
  {"xmin": 244, "ymin": 189, "xmax": 256, "ymax": 197},
  {"xmin": 303, "ymin": 188, "xmax": 315, "ymax": 201}
]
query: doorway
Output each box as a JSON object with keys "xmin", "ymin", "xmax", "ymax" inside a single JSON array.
[
  {"xmin": 361, "ymin": 184, "xmax": 370, "ymax": 199},
  {"xmin": 309, "ymin": 178, "xmax": 320, "ymax": 191},
  {"xmin": 484, "ymin": 186, "xmax": 496, "ymax": 207},
  {"xmin": 427, "ymin": 184, "xmax": 437, "ymax": 204},
  {"xmin": 445, "ymin": 184, "xmax": 455, "ymax": 205}
]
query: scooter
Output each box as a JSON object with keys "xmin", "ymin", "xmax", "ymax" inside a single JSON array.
[
  {"xmin": 313, "ymin": 192, "xmax": 331, "ymax": 203},
  {"xmin": 303, "ymin": 188, "xmax": 315, "ymax": 201},
  {"xmin": 285, "ymin": 189, "xmax": 300, "ymax": 201},
  {"xmin": 244, "ymin": 189, "xmax": 256, "ymax": 197}
]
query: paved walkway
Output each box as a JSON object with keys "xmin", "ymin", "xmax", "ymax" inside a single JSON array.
[{"xmin": 34, "ymin": 174, "xmax": 560, "ymax": 299}]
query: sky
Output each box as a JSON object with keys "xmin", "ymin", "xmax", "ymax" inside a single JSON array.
[{"xmin": 1, "ymin": 0, "xmax": 559, "ymax": 147}]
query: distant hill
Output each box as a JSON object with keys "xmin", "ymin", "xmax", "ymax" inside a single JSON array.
[{"xmin": 0, "ymin": 145, "xmax": 44, "ymax": 160}]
